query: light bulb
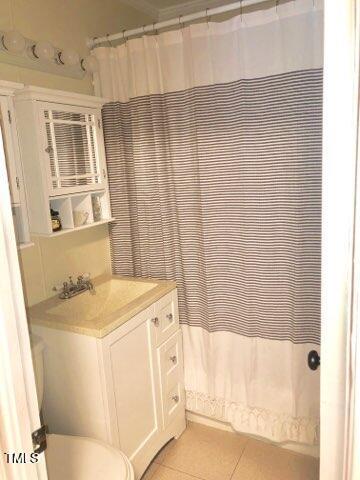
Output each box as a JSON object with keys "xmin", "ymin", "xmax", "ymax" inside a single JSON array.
[
  {"xmin": 81, "ymin": 55, "xmax": 99, "ymax": 73},
  {"xmin": 33, "ymin": 41, "xmax": 55, "ymax": 61},
  {"xmin": 58, "ymin": 48, "xmax": 80, "ymax": 66},
  {"xmin": 2, "ymin": 30, "xmax": 26, "ymax": 54}
]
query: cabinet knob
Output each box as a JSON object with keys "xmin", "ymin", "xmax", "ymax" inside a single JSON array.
[
  {"xmin": 166, "ymin": 313, "xmax": 173, "ymax": 321},
  {"xmin": 172, "ymin": 394, "xmax": 179, "ymax": 403},
  {"xmin": 151, "ymin": 317, "xmax": 159, "ymax": 327},
  {"xmin": 170, "ymin": 355, "xmax": 177, "ymax": 364}
]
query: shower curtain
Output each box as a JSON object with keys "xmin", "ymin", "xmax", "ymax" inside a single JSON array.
[{"xmin": 94, "ymin": 0, "xmax": 323, "ymax": 445}]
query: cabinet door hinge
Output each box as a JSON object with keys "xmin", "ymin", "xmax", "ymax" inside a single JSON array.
[
  {"xmin": 98, "ymin": 118, "xmax": 102, "ymax": 129},
  {"xmin": 7, "ymin": 110, "xmax": 11, "ymax": 124},
  {"xmin": 15, "ymin": 176, "xmax": 20, "ymax": 190},
  {"xmin": 32, "ymin": 424, "xmax": 48, "ymax": 454}
]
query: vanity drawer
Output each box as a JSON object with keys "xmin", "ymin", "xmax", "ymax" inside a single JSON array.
[
  {"xmin": 158, "ymin": 330, "xmax": 184, "ymax": 428},
  {"xmin": 152, "ymin": 290, "xmax": 179, "ymax": 345},
  {"xmin": 164, "ymin": 382, "xmax": 183, "ymax": 427},
  {"xmin": 158, "ymin": 329, "xmax": 182, "ymax": 379}
]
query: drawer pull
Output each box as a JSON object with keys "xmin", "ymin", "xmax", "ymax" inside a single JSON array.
[
  {"xmin": 151, "ymin": 317, "xmax": 159, "ymax": 327},
  {"xmin": 170, "ymin": 355, "xmax": 177, "ymax": 364},
  {"xmin": 172, "ymin": 394, "xmax": 179, "ymax": 403},
  {"xmin": 166, "ymin": 313, "xmax": 173, "ymax": 321}
]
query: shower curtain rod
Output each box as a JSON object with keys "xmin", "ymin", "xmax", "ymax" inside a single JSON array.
[{"xmin": 90, "ymin": 0, "xmax": 277, "ymax": 48}]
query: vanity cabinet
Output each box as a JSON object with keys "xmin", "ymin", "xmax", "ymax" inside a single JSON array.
[
  {"xmin": 14, "ymin": 86, "xmax": 113, "ymax": 236},
  {"xmin": 0, "ymin": 81, "xmax": 31, "ymax": 248},
  {"xmin": 32, "ymin": 288, "xmax": 186, "ymax": 479}
]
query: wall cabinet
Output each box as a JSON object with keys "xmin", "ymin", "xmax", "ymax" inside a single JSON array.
[
  {"xmin": 32, "ymin": 289, "xmax": 186, "ymax": 479},
  {"xmin": 14, "ymin": 86, "xmax": 113, "ymax": 236},
  {"xmin": 0, "ymin": 81, "xmax": 31, "ymax": 248},
  {"xmin": 38, "ymin": 102, "xmax": 106, "ymax": 196}
]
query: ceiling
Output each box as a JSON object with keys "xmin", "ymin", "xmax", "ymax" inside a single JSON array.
[{"xmin": 120, "ymin": 0, "xmax": 236, "ymax": 22}]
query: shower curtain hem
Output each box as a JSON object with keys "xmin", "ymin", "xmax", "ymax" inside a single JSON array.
[{"xmin": 186, "ymin": 390, "xmax": 319, "ymax": 445}]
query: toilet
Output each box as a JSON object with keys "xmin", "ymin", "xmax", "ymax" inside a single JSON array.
[{"xmin": 31, "ymin": 334, "xmax": 134, "ymax": 480}]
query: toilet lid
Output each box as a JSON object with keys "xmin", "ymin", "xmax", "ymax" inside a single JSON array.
[{"xmin": 45, "ymin": 434, "xmax": 134, "ymax": 480}]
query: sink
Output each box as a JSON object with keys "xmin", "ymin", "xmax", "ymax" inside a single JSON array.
[
  {"xmin": 48, "ymin": 278, "xmax": 156, "ymax": 322},
  {"xmin": 28, "ymin": 275, "xmax": 176, "ymax": 338}
]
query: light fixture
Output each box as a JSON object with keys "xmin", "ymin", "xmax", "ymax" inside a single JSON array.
[
  {"xmin": 32, "ymin": 41, "xmax": 55, "ymax": 61},
  {"xmin": 1, "ymin": 30, "xmax": 26, "ymax": 54},
  {"xmin": 81, "ymin": 55, "xmax": 99, "ymax": 73},
  {"xmin": 0, "ymin": 30, "xmax": 84, "ymax": 78},
  {"xmin": 58, "ymin": 48, "xmax": 80, "ymax": 66}
]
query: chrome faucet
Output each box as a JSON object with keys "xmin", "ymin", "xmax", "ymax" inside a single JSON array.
[{"xmin": 54, "ymin": 274, "xmax": 94, "ymax": 299}]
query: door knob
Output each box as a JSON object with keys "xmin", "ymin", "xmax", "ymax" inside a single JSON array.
[
  {"xmin": 308, "ymin": 350, "xmax": 320, "ymax": 370},
  {"xmin": 170, "ymin": 355, "xmax": 177, "ymax": 364},
  {"xmin": 172, "ymin": 395, "xmax": 179, "ymax": 403}
]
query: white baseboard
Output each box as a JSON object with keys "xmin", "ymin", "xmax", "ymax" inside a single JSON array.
[{"xmin": 186, "ymin": 411, "xmax": 320, "ymax": 458}]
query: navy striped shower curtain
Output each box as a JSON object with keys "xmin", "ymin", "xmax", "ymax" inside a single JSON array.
[{"xmin": 95, "ymin": 0, "xmax": 323, "ymax": 445}]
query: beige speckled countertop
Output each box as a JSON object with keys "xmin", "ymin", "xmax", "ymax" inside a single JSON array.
[{"xmin": 28, "ymin": 274, "xmax": 176, "ymax": 338}]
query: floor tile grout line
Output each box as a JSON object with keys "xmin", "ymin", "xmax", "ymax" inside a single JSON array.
[
  {"xmin": 155, "ymin": 427, "xmax": 252, "ymax": 480},
  {"xmin": 159, "ymin": 464, "xmax": 210, "ymax": 480},
  {"xmin": 229, "ymin": 439, "xmax": 250, "ymax": 480},
  {"xmin": 146, "ymin": 424, "xmax": 319, "ymax": 480}
]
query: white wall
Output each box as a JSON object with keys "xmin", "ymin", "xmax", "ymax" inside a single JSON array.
[
  {"xmin": 0, "ymin": 0, "xmax": 153, "ymax": 94},
  {"xmin": 0, "ymin": 0, "xmax": 153, "ymax": 305},
  {"xmin": 20, "ymin": 227, "xmax": 113, "ymax": 306}
]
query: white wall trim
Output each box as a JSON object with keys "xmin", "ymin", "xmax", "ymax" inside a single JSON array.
[
  {"xmin": 321, "ymin": 0, "xmax": 360, "ymax": 479},
  {"xmin": 120, "ymin": 0, "xmax": 159, "ymax": 19},
  {"xmin": 119, "ymin": 0, "xmax": 272, "ymax": 24},
  {"xmin": 157, "ymin": 0, "xmax": 242, "ymax": 21},
  {"xmin": 0, "ymin": 104, "xmax": 47, "ymax": 479}
]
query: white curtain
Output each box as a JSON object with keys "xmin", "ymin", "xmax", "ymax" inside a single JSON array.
[{"xmin": 94, "ymin": 0, "xmax": 323, "ymax": 445}]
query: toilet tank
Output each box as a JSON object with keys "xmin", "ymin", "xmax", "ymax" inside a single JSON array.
[{"xmin": 30, "ymin": 334, "xmax": 45, "ymax": 409}]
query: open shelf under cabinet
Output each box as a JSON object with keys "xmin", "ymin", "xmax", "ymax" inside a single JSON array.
[{"xmin": 42, "ymin": 190, "xmax": 114, "ymax": 237}]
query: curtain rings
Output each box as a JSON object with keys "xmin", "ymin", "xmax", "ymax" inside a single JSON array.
[
  {"xmin": 153, "ymin": 22, "xmax": 159, "ymax": 44},
  {"xmin": 106, "ymin": 33, "xmax": 113, "ymax": 47},
  {"xmin": 206, "ymin": 8, "xmax": 211, "ymax": 28},
  {"xmin": 178, "ymin": 15, "xmax": 185, "ymax": 36},
  {"xmin": 275, "ymin": 0, "xmax": 279, "ymax": 16},
  {"xmin": 122, "ymin": 29, "xmax": 127, "ymax": 47}
]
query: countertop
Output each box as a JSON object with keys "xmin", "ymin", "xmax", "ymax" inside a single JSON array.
[{"xmin": 27, "ymin": 274, "xmax": 176, "ymax": 338}]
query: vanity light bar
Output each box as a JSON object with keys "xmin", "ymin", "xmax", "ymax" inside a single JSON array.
[{"xmin": 0, "ymin": 30, "xmax": 99, "ymax": 78}]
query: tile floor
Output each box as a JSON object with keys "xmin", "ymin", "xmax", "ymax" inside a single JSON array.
[{"xmin": 141, "ymin": 422, "xmax": 319, "ymax": 480}]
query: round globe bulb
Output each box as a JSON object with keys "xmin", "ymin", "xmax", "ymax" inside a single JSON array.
[
  {"xmin": 33, "ymin": 41, "xmax": 55, "ymax": 61},
  {"xmin": 81, "ymin": 55, "xmax": 99, "ymax": 73},
  {"xmin": 2, "ymin": 30, "xmax": 26, "ymax": 54},
  {"xmin": 59, "ymin": 49, "xmax": 80, "ymax": 66}
]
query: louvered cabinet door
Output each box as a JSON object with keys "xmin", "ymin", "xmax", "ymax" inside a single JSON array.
[{"xmin": 38, "ymin": 102, "xmax": 107, "ymax": 196}]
